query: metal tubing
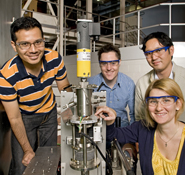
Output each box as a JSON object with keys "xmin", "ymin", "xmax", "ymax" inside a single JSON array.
[
  {"xmin": 93, "ymin": 41, "xmax": 95, "ymax": 52},
  {"xmin": 83, "ymin": 124, "xmax": 87, "ymax": 168},
  {"xmin": 81, "ymin": 125, "xmax": 89, "ymax": 175},
  {"xmin": 59, "ymin": 0, "xmax": 64, "ymax": 56},
  {"xmin": 169, "ymin": 4, "xmax": 172, "ymax": 38},
  {"xmin": 72, "ymin": 124, "xmax": 76, "ymax": 160},
  {"xmin": 113, "ymin": 18, "xmax": 115, "ymax": 45},
  {"xmin": 81, "ymin": 124, "xmax": 89, "ymax": 175},
  {"xmin": 137, "ymin": 10, "xmax": 140, "ymax": 45},
  {"xmin": 64, "ymin": 5, "xmax": 67, "ymax": 56}
]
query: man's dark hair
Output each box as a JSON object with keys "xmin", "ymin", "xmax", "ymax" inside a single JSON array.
[
  {"xmin": 141, "ymin": 31, "xmax": 174, "ymax": 52},
  {"xmin": 11, "ymin": 17, "xmax": 44, "ymax": 42},
  {"xmin": 98, "ymin": 43, "xmax": 121, "ymax": 61}
]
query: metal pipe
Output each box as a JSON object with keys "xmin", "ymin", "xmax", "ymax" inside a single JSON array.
[
  {"xmin": 169, "ymin": 4, "xmax": 172, "ymax": 38},
  {"xmin": 59, "ymin": 0, "xmax": 64, "ymax": 56},
  {"xmin": 64, "ymin": 5, "xmax": 67, "ymax": 56},
  {"xmin": 81, "ymin": 124, "xmax": 89, "ymax": 175},
  {"xmin": 137, "ymin": 10, "xmax": 140, "ymax": 45},
  {"xmin": 83, "ymin": 124, "xmax": 87, "ymax": 168},
  {"xmin": 113, "ymin": 18, "xmax": 115, "ymax": 45},
  {"xmin": 72, "ymin": 124, "xmax": 76, "ymax": 160},
  {"xmin": 160, "ymin": 23, "xmax": 185, "ymax": 26},
  {"xmin": 160, "ymin": 2, "xmax": 185, "ymax": 5},
  {"xmin": 93, "ymin": 41, "xmax": 95, "ymax": 52}
]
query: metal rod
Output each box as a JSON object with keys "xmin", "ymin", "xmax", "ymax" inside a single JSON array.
[
  {"xmin": 113, "ymin": 18, "xmax": 115, "ymax": 45},
  {"xmin": 93, "ymin": 41, "xmax": 95, "ymax": 52},
  {"xmin": 21, "ymin": 0, "xmax": 32, "ymax": 16},
  {"xmin": 160, "ymin": 23, "xmax": 185, "ymax": 26},
  {"xmin": 72, "ymin": 124, "xmax": 76, "ymax": 160},
  {"xmin": 169, "ymin": 4, "xmax": 172, "ymax": 38},
  {"xmin": 160, "ymin": 2, "xmax": 185, "ymax": 5},
  {"xmin": 81, "ymin": 124, "xmax": 89, "ymax": 175},
  {"xmin": 59, "ymin": 0, "xmax": 64, "ymax": 56},
  {"xmin": 64, "ymin": 5, "xmax": 67, "ymax": 56},
  {"xmin": 83, "ymin": 124, "xmax": 87, "ymax": 168},
  {"xmin": 137, "ymin": 10, "xmax": 140, "ymax": 45}
]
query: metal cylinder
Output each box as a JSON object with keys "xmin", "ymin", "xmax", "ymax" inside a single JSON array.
[
  {"xmin": 82, "ymin": 124, "xmax": 88, "ymax": 175},
  {"xmin": 76, "ymin": 88, "xmax": 92, "ymax": 117},
  {"xmin": 72, "ymin": 124, "xmax": 76, "ymax": 160},
  {"xmin": 115, "ymin": 117, "xmax": 121, "ymax": 128},
  {"xmin": 77, "ymin": 20, "xmax": 92, "ymax": 78}
]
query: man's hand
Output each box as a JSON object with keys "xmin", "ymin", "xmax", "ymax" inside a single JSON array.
[
  {"xmin": 22, "ymin": 150, "xmax": 35, "ymax": 166},
  {"xmin": 95, "ymin": 106, "xmax": 116, "ymax": 125}
]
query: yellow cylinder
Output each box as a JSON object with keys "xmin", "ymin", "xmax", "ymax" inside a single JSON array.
[{"xmin": 77, "ymin": 49, "xmax": 91, "ymax": 78}]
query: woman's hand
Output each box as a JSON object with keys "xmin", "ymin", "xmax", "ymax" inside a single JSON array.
[{"xmin": 95, "ymin": 106, "xmax": 116, "ymax": 125}]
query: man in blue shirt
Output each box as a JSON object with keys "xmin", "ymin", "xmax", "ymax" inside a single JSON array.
[{"xmin": 87, "ymin": 44, "xmax": 135, "ymax": 127}]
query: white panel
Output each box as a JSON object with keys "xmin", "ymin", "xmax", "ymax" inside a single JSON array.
[
  {"xmin": 173, "ymin": 42, "xmax": 185, "ymax": 58},
  {"xmin": 32, "ymin": 12, "xmax": 57, "ymax": 26},
  {"xmin": 120, "ymin": 45, "xmax": 145, "ymax": 60}
]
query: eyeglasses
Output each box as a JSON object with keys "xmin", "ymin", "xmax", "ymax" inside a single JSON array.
[
  {"xmin": 99, "ymin": 60, "xmax": 120, "ymax": 67},
  {"xmin": 144, "ymin": 46, "xmax": 170, "ymax": 58},
  {"xmin": 146, "ymin": 96, "xmax": 178, "ymax": 107},
  {"xmin": 16, "ymin": 39, "xmax": 45, "ymax": 50}
]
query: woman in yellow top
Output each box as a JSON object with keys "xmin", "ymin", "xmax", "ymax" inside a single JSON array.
[{"xmin": 95, "ymin": 78, "xmax": 185, "ymax": 175}]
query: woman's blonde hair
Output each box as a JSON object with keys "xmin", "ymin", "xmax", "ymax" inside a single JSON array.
[{"xmin": 144, "ymin": 78, "xmax": 184, "ymax": 128}]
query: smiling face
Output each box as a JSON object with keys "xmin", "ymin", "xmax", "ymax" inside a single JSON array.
[
  {"xmin": 11, "ymin": 27, "xmax": 45, "ymax": 69},
  {"xmin": 99, "ymin": 51, "xmax": 120, "ymax": 87},
  {"xmin": 148, "ymin": 88, "xmax": 181, "ymax": 125},
  {"xmin": 145, "ymin": 38, "xmax": 174, "ymax": 75}
]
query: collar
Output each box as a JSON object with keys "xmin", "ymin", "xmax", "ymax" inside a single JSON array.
[
  {"xmin": 100, "ymin": 72, "xmax": 121, "ymax": 88},
  {"xmin": 150, "ymin": 61, "xmax": 174, "ymax": 82},
  {"xmin": 116, "ymin": 72, "xmax": 122, "ymax": 87},
  {"xmin": 16, "ymin": 51, "xmax": 47, "ymax": 79}
]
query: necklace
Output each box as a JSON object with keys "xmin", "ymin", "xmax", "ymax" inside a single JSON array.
[{"xmin": 157, "ymin": 122, "xmax": 179, "ymax": 147}]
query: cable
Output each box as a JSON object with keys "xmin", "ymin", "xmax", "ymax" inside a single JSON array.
[
  {"xmin": 97, "ymin": 82, "xmax": 104, "ymax": 91},
  {"xmin": 79, "ymin": 132, "xmax": 113, "ymax": 175}
]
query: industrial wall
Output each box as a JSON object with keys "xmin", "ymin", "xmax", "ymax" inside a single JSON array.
[{"xmin": 0, "ymin": 0, "xmax": 21, "ymax": 65}]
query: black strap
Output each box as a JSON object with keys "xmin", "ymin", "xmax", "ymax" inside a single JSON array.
[
  {"xmin": 97, "ymin": 82, "xmax": 104, "ymax": 91},
  {"xmin": 63, "ymin": 84, "xmax": 72, "ymax": 90}
]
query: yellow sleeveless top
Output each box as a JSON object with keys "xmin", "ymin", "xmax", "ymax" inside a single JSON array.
[{"xmin": 152, "ymin": 126, "xmax": 185, "ymax": 175}]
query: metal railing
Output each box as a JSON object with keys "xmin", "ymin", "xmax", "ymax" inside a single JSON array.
[
  {"xmin": 63, "ymin": 2, "xmax": 185, "ymax": 55},
  {"xmin": 21, "ymin": 1, "xmax": 185, "ymax": 55}
]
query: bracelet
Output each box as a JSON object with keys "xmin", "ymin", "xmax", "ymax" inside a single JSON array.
[{"xmin": 63, "ymin": 84, "xmax": 72, "ymax": 90}]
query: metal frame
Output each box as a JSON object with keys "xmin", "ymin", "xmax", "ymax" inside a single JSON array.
[
  {"xmin": 21, "ymin": 0, "xmax": 60, "ymax": 52},
  {"xmin": 101, "ymin": 2, "xmax": 185, "ymax": 45},
  {"xmin": 21, "ymin": 1, "xmax": 185, "ymax": 55}
]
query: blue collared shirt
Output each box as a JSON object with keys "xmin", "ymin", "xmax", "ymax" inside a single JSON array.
[{"xmin": 87, "ymin": 72, "xmax": 135, "ymax": 127}]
